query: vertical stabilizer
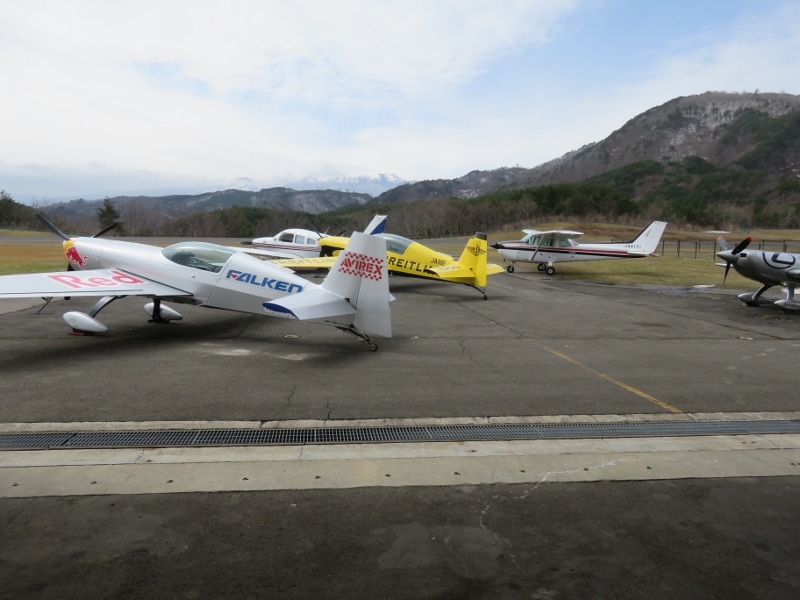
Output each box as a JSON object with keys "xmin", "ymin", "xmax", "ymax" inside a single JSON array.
[
  {"xmin": 321, "ymin": 232, "xmax": 391, "ymax": 337},
  {"xmin": 456, "ymin": 233, "xmax": 490, "ymax": 286},
  {"xmin": 631, "ymin": 221, "xmax": 668, "ymax": 255}
]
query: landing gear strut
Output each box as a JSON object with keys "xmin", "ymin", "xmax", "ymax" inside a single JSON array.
[
  {"xmin": 466, "ymin": 284, "xmax": 488, "ymax": 300},
  {"xmin": 338, "ymin": 325, "xmax": 378, "ymax": 351}
]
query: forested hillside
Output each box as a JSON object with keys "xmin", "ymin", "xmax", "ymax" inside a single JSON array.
[{"xmin": 4, "ymin": 91, "xmax": 799, "ymax": 238}]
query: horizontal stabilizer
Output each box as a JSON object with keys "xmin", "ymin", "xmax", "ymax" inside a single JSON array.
[{"xmin": 263, "ymin": 288, "xmax": 356, "ymax": 321}]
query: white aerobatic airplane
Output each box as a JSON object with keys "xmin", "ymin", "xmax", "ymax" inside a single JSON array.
[
  {"xmin": 717, "ymin": 235, "xmax": 800, "ymax": 311},
  {"xmin": 242, "ymin": 228, "xmax": 322, "ymax": 259},
  {"xmin": 0, "ymin": 215, "xmax": 392, "ymax": 351},
  {"xmin": 241, "ymin": 216, "xmax": 389, "ymax": 259},
  {"xmin": 491, "ymin": 221, "xmax": 668, "ymax": 274}
]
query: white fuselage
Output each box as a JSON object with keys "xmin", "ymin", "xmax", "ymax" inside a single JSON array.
[
  {"xmin": 69, "ymin": 237, "xmax": 314, "ymax": 315},
  {"xmin": 251, "ymin": 228, "xmax": 321, "ymax": 259}
]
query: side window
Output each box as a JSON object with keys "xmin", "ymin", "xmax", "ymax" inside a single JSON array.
[
  {"xmin": 558, "ymin": 240, "xmax": 570, "ymax": 247},
  {"xmin": 278, "ymin": 233, "xmax": 294, "ymax": 243},
  {"xmin": 296, "ymin": 236, "xmax": 306, "ymax": 245}
]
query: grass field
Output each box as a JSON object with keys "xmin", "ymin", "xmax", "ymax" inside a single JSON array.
[{"xmin": 1, "ymin": 223, "xmax": 794, "ymax": 289}]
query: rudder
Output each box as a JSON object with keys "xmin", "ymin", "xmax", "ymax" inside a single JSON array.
[{"xmin": 456, "ymin": 232, "xmax": 490, "ymax": 286}]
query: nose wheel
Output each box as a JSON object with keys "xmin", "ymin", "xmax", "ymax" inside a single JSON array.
[{"xmin": 506, "ymin": 265, "xmax": 515, "ymax": 273}]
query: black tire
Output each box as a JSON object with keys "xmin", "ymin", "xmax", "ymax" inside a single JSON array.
[{"xmin": 506, "ymin": 265, "xmax": 515, "ymax": 273}]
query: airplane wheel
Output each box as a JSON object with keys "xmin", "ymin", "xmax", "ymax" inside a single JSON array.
[
  {"xmin": 506, "ymin": 265, "xmax": 515, "ymax": 273},
  {"xmin": 545, "ymin": 266, "xmax": 556, "ymax": 276},
  {"xmin": 537, "ymin": 263, "xmax": 546, "ymax": 272},
  {"xmin": 368, "ymin": 343, "xmax": 378, "ymax": 352}
]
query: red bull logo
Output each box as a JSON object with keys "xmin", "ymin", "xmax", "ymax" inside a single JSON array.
[
  {"xmin": 65, "ymin": 245, "xmax": 88, "ymax": 269},
  {"xmin": 47, "ymin": 270, "xmax": 145, "ymax": 289},
  {"xmin": 337, "ymin": 251, "xmax": 384, "ymax": 281}
]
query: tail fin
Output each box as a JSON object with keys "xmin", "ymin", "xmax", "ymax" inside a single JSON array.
[
  {"xmin": 455, "ymin": 232, "xmax": 489, "ymax": 286},
  {"xmin": 363, "ymin": 214, "xmax": 388, "ymax": 235},
  {"xmin": 262, "ymin": 232, "xmax": 391, "ymax": 338},
  {"xmin": 321, "ymin": 231, "xmax": 391, "ymax": 337},
  {"xmin": 630, "ymin": 221, "xmax": 667, "ymax": 255}
]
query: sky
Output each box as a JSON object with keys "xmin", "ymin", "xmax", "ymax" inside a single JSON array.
[{"xmin": 1, "ymin": 0, "xmax": 799, "ymax": 203}]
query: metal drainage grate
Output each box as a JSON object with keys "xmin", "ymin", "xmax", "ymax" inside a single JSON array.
[{"xmin": 1, "ymin": 420, "xmax": 800, "ymax": 451}]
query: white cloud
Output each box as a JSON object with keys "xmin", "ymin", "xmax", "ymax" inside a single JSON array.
[{"xmin": 2, "ymin": 0, "xmax": 800, "ymax": 202}]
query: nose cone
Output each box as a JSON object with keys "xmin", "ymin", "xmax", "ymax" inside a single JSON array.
[
  {"xmin": 491, "ymin": 242, "xmax": 505, "ymax": 250},
  {"xmin": 716, "ymin": 250, "xmax": 739, "ymax": 264}
]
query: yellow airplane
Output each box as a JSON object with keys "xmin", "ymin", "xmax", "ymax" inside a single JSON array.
[{"xmin": 272, "ymin": 216, "xmax": 504, "ymax": 299}]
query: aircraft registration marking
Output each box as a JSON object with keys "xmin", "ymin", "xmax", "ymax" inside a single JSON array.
[{"xmin": 537, "ymin": 343, "xmax": 683, "ymax": 414}]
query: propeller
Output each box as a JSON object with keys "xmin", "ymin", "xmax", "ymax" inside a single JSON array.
[
  {"xmin": 36, "ymin": 213, "xmax": 69, "ymax": 241},
  {"xmin": 36, "ymin": 213, "xmax": 118, "ymax": 271},
  {"xmin": 717, "ymin": 236, "xmax": 751, "ymax": 288}
]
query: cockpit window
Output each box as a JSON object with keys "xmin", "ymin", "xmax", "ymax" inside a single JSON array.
[
  {"xmin": 378, "ymin": 233, "xmax": 413, "ymax": 255},
  {"xmin": 278, "ymin": 233, "xmax": 294, "ymax": 243},
  {"xmin": 161, "ymin": 242, "xmax": 236, "ymax": 273}
]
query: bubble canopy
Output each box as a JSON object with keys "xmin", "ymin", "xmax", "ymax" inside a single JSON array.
[{"xmin": 161, "ymin": 242, "xmax": 237, "ymax": 273}]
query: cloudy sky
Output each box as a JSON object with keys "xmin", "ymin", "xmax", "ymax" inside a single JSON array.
[{"xmin": 2, "ymin": 0, "xmax": 799, "ymax": 202}]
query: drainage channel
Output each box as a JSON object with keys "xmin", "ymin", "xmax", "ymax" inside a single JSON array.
[{"xmin": 2, "ymin": 420, "xmax": 800, "ymax": 451}]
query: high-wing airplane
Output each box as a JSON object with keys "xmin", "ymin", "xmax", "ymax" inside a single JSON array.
[
  {"xmin": 716, "ymin": 236, "xmax": 800, "ymax": 311},
  {"xmin": 0, "ymin": 215, "xmax": 392, "ymax": 350},
  {"xmin": 272, "ymin": 217, "xmax": 504, "ymax": 299},
  {"xmin": 491, "ymin": 221, "xmax": 668, "ymax": 274}
]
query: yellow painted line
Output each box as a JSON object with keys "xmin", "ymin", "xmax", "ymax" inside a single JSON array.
[{"xmin": 537, "ymin": 343, "xmax": 683, "ymax": 414}]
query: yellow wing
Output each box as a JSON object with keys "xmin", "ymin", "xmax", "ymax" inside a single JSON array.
[{"xmin": 271, "ymin": 256, "xmax": 336, "ymax": 270}]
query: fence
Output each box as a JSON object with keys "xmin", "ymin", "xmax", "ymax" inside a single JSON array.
[{"xmin": 658, "ymin": 240, "xmax": 800, "ymax": 259}]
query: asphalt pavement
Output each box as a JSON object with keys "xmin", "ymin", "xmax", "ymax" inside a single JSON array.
[{"xmin": 1, "ymin": 269, "xmax": 799, "ymax": 599}]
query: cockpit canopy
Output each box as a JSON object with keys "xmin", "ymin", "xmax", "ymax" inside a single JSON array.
[
  {"xmin": 161, "ymin": 242, "xmax": 237, "ymax": 273},
  {"xmin": 377, "ymin": 233, "xmax": 413, "ymax": 255}
]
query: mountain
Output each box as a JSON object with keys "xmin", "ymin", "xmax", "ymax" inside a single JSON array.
[
  {"xmin": 223, "ymin": 174, "xmax": 411, "ymax": 196},
  {"xmin": 281, "ymin": 173, "xmax": 410, "ymax": 196},
  {"xmin": 42, "ymin": 187, "xmax": 373, "ymax": 222},
  {"xmin": 374, "ymin": 91, "xmax": 800, "ymax": 204}
]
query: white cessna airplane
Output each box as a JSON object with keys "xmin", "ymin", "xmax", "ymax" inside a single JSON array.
[
  {"xmin": 0, "ymin": 215, "xmax": 392, "ymax": 351},
  {"xmin": 492, "ymin": 221, "xmax": 668, "ymax": 274}
]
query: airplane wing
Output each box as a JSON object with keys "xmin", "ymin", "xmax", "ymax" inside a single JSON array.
[
  {"xmin": 0, "ymin": 269, "xmax": 192, "ymax": 299},
  {"xmin": 270, "ymin": 257, "xmax": 337, "ymax": 271},
  {"xmin": 523, "ymin": 229, "xmax": 584, "ymax": 239}
]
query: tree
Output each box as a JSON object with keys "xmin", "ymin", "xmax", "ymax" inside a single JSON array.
[{"xmin": 96, "ymin": 198, "xmax": 124, "ymax": 234}]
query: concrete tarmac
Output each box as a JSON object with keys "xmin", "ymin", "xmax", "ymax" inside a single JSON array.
[{"xmin": 1, "ymin": 270, "xmax": 800, "ymax": 598}]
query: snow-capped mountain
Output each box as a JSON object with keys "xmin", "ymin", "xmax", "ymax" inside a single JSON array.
[
  {"xmin": 282, "ymin": 173, "xmax": 411, "ymax": 196},
  {"xmin": 223, "ymin": 173, "xmax": 411, "ymax": 196}
]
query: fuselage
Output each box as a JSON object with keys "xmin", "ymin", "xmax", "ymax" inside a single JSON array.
[
  {"xmin": 493, "ymin": 238, "xmax": 648, "ymax": 264},
  {"xmin": 251, "ymin": 228, "xmax": 320, "ymax": 258},
  {"xmin": 321, "ymin": 233, "xmax": 456, "ymax": 280},
  {"xmin": 64, "ymin": 237, "xmax": 313, "ymax": 314},
  {"xmin": 717, "ymin": 248, "xmax": 800, "ymax": 287}
]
